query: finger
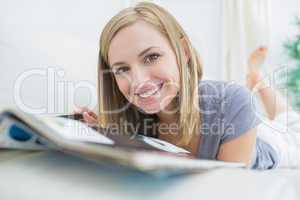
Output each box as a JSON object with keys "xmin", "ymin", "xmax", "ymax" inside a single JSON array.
[
  {"xmin": 83, "ymin": 112, "xmax": 98, "ymax": 124},
  {"xmin": 87, "ymin": 111, "xmax": 98, "ymax": 119}
]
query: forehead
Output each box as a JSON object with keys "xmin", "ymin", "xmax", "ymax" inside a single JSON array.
[{"xmin": 108, "ymin": 20, "xmax": 171, "ymax": 65}]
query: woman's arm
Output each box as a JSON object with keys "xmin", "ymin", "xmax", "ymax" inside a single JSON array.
[{"xmin": 216, "ymin": 128, "xmax": 257, "ymax": 167}]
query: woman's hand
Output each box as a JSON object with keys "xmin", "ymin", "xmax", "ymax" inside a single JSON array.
[{"xmin": 74, "ymin": 107, "xmax": 98, "ymax": 126}]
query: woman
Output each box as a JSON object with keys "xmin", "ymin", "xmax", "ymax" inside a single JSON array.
[{"xmin": 76, "ymin": 2, "xmax": 298, "ymax": 170}]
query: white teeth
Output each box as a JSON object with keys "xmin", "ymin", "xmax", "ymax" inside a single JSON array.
[
  {"xmin": 138, "ymin": 87, "xmax": 159, "ymax": 98},
  {"xmin": 136, "ymin": 82, "xmax": 164, "ymax": 98}
]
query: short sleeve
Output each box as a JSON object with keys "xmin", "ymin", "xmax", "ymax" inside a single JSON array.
[{"xmin": 220, "ymin": 83, "xmax": 261, "ymax": 144}]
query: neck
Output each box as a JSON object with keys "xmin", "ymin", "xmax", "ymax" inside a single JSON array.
[
  {"xmin": 156, "ymin": 111, "xmax": 178, "ymax": 125},
  {"xmin": 156, "ymin": 97, "xmax": 179, "ymax": 124}
]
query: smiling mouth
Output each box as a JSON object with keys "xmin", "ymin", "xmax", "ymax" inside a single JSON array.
[{"xmin": 135, "ymin": 82, "xmax": 164, "ymax": 99}]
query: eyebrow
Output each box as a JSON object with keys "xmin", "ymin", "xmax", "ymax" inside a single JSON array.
[{"xmin": 111, "ymin": 46, "xmax": 159, "ymax": 68}]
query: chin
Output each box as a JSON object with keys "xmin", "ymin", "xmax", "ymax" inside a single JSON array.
[{"xmin": 137, "ymin": 106, "xmax": 161, "ymax": 115}]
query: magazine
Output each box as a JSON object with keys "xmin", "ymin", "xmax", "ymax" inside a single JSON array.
[{"xmin": 0, "ymin": 109, "xmax": 246, "ymax": 175}]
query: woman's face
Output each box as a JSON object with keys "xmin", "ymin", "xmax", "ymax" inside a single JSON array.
[{"xmin": 108, "ymin": 20, "xmax": 180, "ymax": 114}]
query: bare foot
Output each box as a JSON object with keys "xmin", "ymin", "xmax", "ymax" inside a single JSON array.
[{"xmin": 246, "ymin": 46, "xmax": 268, "ymax": 90}]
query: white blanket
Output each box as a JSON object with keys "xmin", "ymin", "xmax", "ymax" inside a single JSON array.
[{"xmin": 0, "ymin": 150, "xmax": 299, "ymax": 200}]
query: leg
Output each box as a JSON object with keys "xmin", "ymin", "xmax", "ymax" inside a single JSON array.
[{"xmin": 246, "ymin": 47, "xmax": 290, "ymax": 120}]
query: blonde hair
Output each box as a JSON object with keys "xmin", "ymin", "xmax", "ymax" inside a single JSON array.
[{"xmin": 98, "ymin": 2, "xmax": 203, "ymax": 146}]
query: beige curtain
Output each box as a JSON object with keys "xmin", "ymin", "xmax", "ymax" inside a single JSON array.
[{"xmin": 221, "ymin": 0, "xmax": 271, "ymax": 84}]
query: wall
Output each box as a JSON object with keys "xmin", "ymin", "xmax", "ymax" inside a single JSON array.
[
  {"xmin": 0, "ymin": 0, "xmax": 222, "ymax": 114},
  {"xmin": 0, "ymin": 0, "xmax": 299, "ymax": 114},
  {"xmin": 0, "ymin": 0, "xmax": 124, "ymax": 113}
]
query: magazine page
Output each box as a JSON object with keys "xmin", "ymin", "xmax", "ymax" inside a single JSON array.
[
  {"xmin": 39, "ymin": 116, "xmax": 190, "ymax": 155},
  {"xmin": 0, "ymin": 110, "xmax": 190, "ymax": 155},
  {"xmin": 0, "ymin": 109, "xmax": 245, "ymax": 174},
  {"xmin": 0, "ymin": 116, "xmax": 48, "ymax": 150}
]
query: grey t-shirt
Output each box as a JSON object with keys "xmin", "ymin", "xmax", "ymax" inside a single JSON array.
[{"xmin": 197, "ymin": 80, "xmax": 279, "ymax": 170}]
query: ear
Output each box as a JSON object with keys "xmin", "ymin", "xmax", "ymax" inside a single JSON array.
[{"xmin": 180, "ymin": 37, "xmax": 191, "ymax": 63}]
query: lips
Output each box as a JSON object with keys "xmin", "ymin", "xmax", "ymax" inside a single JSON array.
[
  {"xmin": 138, "ymin": 82, "xmax": 163, "ymax": 98},
  {"xmin": 134, "ymin": 81, "xmax": 164, "ymax": 98}
]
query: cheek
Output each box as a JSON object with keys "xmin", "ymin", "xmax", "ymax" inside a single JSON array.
[
  {"xmin": 115, "ymin": 78, "xmax": 131, "ymax": 98},
  {"xmin": 157, "ymin": 58, "xmax": 180, "ymax": 84},
  {"xmin": 169, "ymin": 56, "xmax": 180, "ymax": 82}
]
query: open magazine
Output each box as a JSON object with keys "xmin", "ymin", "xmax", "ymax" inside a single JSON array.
[{"xmin": 0, "ymin": 109, "xmax": 246, "ymax": 175}]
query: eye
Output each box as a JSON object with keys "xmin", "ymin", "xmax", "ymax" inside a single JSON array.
[
  {"xmin": 144, "ymin": 53, "xmax": 160, "ymax": 64},
  {"xmin": 114, "ymin": 66, "xmax": 129, "ymax": 75}
]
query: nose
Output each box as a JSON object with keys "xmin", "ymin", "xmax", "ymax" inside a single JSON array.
[{"xmin": 130, "ymin": 67, "xmax": 150, "ymax": 94}]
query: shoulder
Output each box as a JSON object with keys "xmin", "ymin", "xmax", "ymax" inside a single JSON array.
[
  {"xmin": 198, "ymin": 80, "xmax": 250, "ymax": 99},
  {"xmin": 198, "ymin": 80, "xmax": 258, "ymax": 138},
  {"xmin": 198, "ymin": 80, "xmax": 251, "ymax": 112}
]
